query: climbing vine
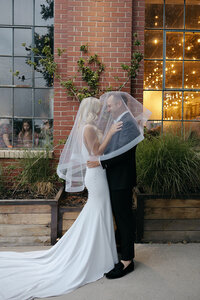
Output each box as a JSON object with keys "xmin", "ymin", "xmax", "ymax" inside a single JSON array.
[{"xmin": 15, "ymin": 33, "xmax": 143, "ymax": 101}]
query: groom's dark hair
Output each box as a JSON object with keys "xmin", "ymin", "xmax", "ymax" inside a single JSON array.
[{"xmin": 120, "ymin": 93, "xmax": 128, "ymax": 105}]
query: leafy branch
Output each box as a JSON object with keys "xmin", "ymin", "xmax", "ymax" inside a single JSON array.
[{"xmin": 15, "ymin": 33, "xmax": 143, "ymax": 101}]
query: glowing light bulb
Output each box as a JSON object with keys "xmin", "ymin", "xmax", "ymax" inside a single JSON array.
[
  {"xmin": 154, "ymin": 39, "xmax": 158, "ymax": 44},
  {"xmin": 187, "ymin": 46, "xmax": 191, "ymax": 50},
  {"xmin": 198, "ymin": 39, "xmax": 200, "ymax": 43},
  {"xmin": 155, "ymin": 16, "xmax": 158, "ymax": 19},
  {"xmin": 192, "ymin": 71, "xmax": 196, "ymax": 74},
  {"xmin": 155, "ymin": 22, "xmax": 158, "ymax": 26}
]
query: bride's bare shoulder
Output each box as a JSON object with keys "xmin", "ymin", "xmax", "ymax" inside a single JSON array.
[{"xmin": 83, "ymin": 124, "xmax": 97, "ymax": 135}]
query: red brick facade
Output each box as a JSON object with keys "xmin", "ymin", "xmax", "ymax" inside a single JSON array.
[{"xmin": 54, "ymin": 0, "xmax": 145, "ymax": 158}]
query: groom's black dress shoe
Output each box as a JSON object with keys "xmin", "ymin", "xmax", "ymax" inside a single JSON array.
[{"xmin": 105, "ymin": 261, "xmax": 134, "ymax": 279}]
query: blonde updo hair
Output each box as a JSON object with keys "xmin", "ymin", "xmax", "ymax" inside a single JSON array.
[
  {"xmin": 78, "ymin": 97, "xmax": 103, "ymax": 142},
  {"xmin": 78, "ymin": 97, "xmax": 101, "ymax": 125}
]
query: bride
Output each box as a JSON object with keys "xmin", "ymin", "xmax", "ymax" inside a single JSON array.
[{"xmin": 0, "ymin": 97, "xmax": 122, "ymax": 300}]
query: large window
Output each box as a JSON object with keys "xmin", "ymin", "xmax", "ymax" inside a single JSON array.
[
  {"xmin": 0, "ymin": 0, "xmax": 54, "ymax": 149},
  {"xmin": 144, "ymin": 0, "xmax": 200, "ymax": 139}
]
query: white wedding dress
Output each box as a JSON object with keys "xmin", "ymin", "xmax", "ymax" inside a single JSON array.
[{"xmin": 0, "ymin": 144, "xmax": 118, "ymax": 300}]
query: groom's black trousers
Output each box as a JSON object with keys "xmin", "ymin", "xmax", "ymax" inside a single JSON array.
[{"xmin": 109, "ymin": 188, "xmax": 135, "ymax": 261}]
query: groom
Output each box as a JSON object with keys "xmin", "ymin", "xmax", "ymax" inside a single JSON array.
[{"xmin": 87, "ymin": 92, "xmax": 140, "ymax": 279}]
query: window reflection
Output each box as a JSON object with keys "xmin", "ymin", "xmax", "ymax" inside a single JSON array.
[
  {"xmin": 185, "ymin": 32, "xmax": 200, "ymax": 60},
  {"xmin": 166, "ymin": 32, "xmax": 183, "ymax": 59},
  {"xmin": 144, "ymin": 91, "xmax": 162, "ymax": 120},
  {"xmin": 14, "ymin": 58, "xmax": 32, "ymax": 87},
  {"xmin": 184, "ymin": 120, "xmax": 200, "ymax": 140},
  {"xmin": 163, "ymin": 121, "xmax": 182, "ymax": 135},
  {"xmin": 0, "ymin": 28, "xmax": 12, "ymax": 55},
  {"xmin": 34, "ymin": 26, "xmax": 54, "ymax": 87},
  {"xmin": 0, "ymin": 0, "xmax": 54, "ymax": 149},
  {"xmin": 185, "ymin": 0, "xmax": 200, "ymax": 29},
  {"xmin": 144, "ymin": 0, "xmax": 200, "ymax": 135},
  {"xmin": 164, "ymin": 92, "xmax": 182, "ymax": 120},
  {"xmin": 145, "ymin": 0, "xmax": 163, "ymax": 28},
  {"xmin": 184, "ymin": 61, "xmax": 200, "ymax": 89},
  {"xmin": 14, "ymin": 89, "xmax": 32, "ymax": 118},
  {"xmin": 34, "ymin": 119, "xmax": 53, "ymax": 148},
  {"xmin": 145, "ymin": 30, "xmax": 163, "ymax": 59},
  {"xmin": 146, "ymin": 120, "xmax": 162, "ymax": 136},
  {"xmin": 0, "ymin": 118, "xmax": 12, "ymax": 148},
  {"xmin": 165, "ymin": 61, "xmax": 183, "ymax": 89},
  {"xmin": 35, "ymin": 0, "xmax": 54, "ymax": 26},
  {"xmin": 144, "ymin": 61, "xmax": 163, "ymax": 90},
  {"xmin": 34, "ymin": 89, "xmax": 53, "ymax": 119},
  {"xmin": 0, "ymin": 58, "xmax": 12, "ymax": 86},
  {"xmin": 0, "ymin": 89, "xmax": 12, "ymax": 117},
  {"xmin": 0, "ymin": 0, "xmax": 12, "ymax": 25},
  {"xmin": 14, "ymin": 0, "xmax": 33, "ymax": 25},
  {"xmin": 14, "ymin": 29, "xmax": 32, "ymax": 56},
  {"xmin": 14, "ymin": 119, "xmax": 34, "ymax": 148},
  {"xmin": 165, "ymin": 1, "xmax": 184, "ymax": 29},
  {"xmin": 184, "ymin": 92, "xmax": 200, "ymax": 120}
]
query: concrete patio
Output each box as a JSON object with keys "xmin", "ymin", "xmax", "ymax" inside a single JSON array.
[{"xmin": 1, "ymin": 243, "xmax": 200, "ymax": 300}]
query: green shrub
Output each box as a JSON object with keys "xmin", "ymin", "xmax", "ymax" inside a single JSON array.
[
  {"xmin": 14, "ymin": 149, "xmax": 60, "ymax": 197},
  {"xmin": 136, "ymin": 134, "xmax": 200, "ymax": 197},
  {"xmin": 19, "ymin": 150, "xmax": 52, "ymax": 184}
]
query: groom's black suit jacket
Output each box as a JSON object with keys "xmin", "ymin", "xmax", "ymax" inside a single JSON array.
[{"xmin": 100, "ymin": 112, "xmax": 140, "ymax": 190}]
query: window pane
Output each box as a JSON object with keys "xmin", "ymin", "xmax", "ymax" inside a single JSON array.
[
  {"xmin": 183, "ymin": 92, "xmax": 200, "ymax": 120},
  {"xmin": 14, "ymin": 0, "xmax": 33, "ymax": 25},
  {"xmin": 14, "ymin": 29, "xmax": 32, "ymax": 56},
  {"xmin": 34, "ymin": 89, "xmax": 53, "ymax": 118},
  {"xmin": 166, "ymin": 32, "xmax": 183, "ymax": 59},
  {"xmin": 35, "ymin": 0, "xmax": 54, "ymax": 26},
  {"xmin": 184, "ymin": 61, "xmax": 200, "ymax": 89},
  {"xmin": 185, "ymin": 32, "xmax": 200, "ymax": 60},
  {"xmin": 145, "ymin": 30, "xmax": 163, "ymax": 59},
  {"xmin": 13, "ymin": 118, "xmax": 33, "ymax": 148},
  {"xmin": 165, "ymin": 61, "xmax": 183, "ymax": 89},
  {"xmin": 163, "ymin": 121, "xmax": 182, "ymax": 135},
  {"xmin": 0, "ymin": 0, "xmax": 12, "ymax": 25},
  {"xmin": 144, "ymin": 61, "xmax": 163, "ymax": 89},
  {"xmin": 0, "ymin": 57, "xmax": 12, "ymax": 85},
  {"xmin": 0, "ymin": 88, "xmax": 12, "ymax": 117},
  {"xmin": 165, "ymin": 1, "xmax": 184, "ymax": 29},
  {"xmin": 14, "ymin": 58, "xmax": 32, "ymax": 87},
  {"xmin": 143, "ymin": 91, "xmax": 162, "ymax": 120},
  {"xmin": 185, "ymin": 0, "xmax": 200, "ymax": 29},
  {"xmin": 146, "ymin": 120, "xmax": 162, "ymax": 136},
  {"xmin": 145, "ymin": 0, "xmax": 163, "ymax": 28},
  {"xmin": 14, "ymin": 88, "xmax": 32, "ymax": 117},
  {"xmin": 184, "ymin": 121, "xmax": 200, "ymax": 140},
  {"xmin": 0, "ymin": 118, "xmax": 12, "ymax": 148},
  {"xmin": 34, "ymin": 119, "xmax": 53, "ymax": 148},
  {"xmin": 0, "ymin": 28, "xmax": 12, "ymax": 55},
  {"xmin": 164, "ymin": 91, "xmax": 182, "ymax": 120}
]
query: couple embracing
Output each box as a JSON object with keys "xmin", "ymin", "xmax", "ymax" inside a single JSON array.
[{"xmin": 0, "ymin": 91, "xmax": 151, "ymax": 300}]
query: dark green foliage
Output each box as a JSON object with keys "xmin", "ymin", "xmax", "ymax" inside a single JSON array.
[{"xmin": 136, "ymin": 134, "xmax": 200, "ymax": 197}]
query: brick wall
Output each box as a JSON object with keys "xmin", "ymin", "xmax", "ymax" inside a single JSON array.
[
  {"xmin": 54, "ymin": 0, "xmax": 145, "ymax": 158},
  {"xmin": 131, "ymin": 0, "xmax": 145, "ymax": 103}
]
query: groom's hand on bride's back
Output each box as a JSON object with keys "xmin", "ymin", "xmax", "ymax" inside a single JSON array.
[{"xmin": 87, "ymin": 160, "xmax": 100, "ymax": 168}]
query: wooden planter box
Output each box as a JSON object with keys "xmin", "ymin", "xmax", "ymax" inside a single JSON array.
[
  {"xmin": 0, "ymin": 199, "xmax": 58, "ymax": 246},
  {"xmin": 58, "ymin": 206, "xmax": 82, "ymax": 237},
  {"xmin": 136, "ymin": 194, "xmax": 200, "ymax": 243}
]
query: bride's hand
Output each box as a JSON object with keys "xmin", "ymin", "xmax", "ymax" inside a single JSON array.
[{"xmin": 109, "ymin": 121, "xmax": 123, "ymax": 136}]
